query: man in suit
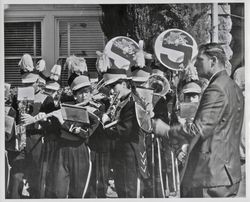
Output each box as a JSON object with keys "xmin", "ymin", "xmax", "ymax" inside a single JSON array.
[{"xmin": 153, "ymin": 43, "xmax": 244, "ymax": 197}]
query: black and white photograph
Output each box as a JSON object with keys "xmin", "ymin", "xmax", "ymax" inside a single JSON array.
[{"xmin": 1, "ymin": 0, "xmax": 248, "ymax": 200}]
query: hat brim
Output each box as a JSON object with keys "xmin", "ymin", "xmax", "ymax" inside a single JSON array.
[
  {"xmin": 22, "ymin": 77, "xmax": 39, "ymax": 84},
  {"xmin": 103, "ymin": 72, "xmax": 132, "ymax": 86},
  {"xmin": 38, "ymin": 77, "xmax": 46, "ymax": 84},
  {"xmin": 45, "ymin": 85, "xmax": 60, "ymax": 91},
  {"xmin": 104, "ymin": 77, "xmax": 132, "ymax": 87},
  {"xmin": 132, "ymin": 76, "xmax": 149, "ymax": 82},
  {"xmin": 182, "ymin": 88, "xmax": 201, "ymax": 94},
  {"xmin": 72, "ymin": 82, "xmax": 91, "ymax": 91},
  {"xmin": 151, "ymin": 69, "xmax": 165, "ymax": 76}
]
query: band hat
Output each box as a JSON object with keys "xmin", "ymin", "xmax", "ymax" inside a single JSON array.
[
  {"xmin": 45, "ymin": 81, "xmax": 60, "ymax": 91},
  {"xmin": 21, "ymin": 72, "xmax": 39, "ymax": 84},
  {"xmin": 50, "ymin": 65, "xmax": 62, "ymax": 82},
  {"xmin": 37, "ymin": 72, "xmax": 47, "ymax": 84},
  {"xmin": 103, "ymin": 68, "xmax": 131, "ymax": 86},
  {"xmin": 131, "ymin": 66, "xmax": 151, "ymax": 82},
  {"xmin": 44, "ymin": 64, "xmax": 62, "ymax": 90},
  {"xmin": 70, "ymin": 75, "xmax": 91, "ymax": 91},
  {"xmin": 182, "ymin": 81, "xmax": 201, "ymax": 94}
]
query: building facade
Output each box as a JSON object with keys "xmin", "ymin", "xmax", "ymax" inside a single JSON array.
[{"xmin": 4, "ymin": 4, "xmax": 105, "ymax": 87}]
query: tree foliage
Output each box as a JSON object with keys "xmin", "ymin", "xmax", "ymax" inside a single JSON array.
[{"xmin": 100, "ymin": 4, "xmax": 211, "ymax": 53}]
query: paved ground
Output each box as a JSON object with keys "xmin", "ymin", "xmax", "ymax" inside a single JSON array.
[{"xmin": 105, "ymin": 163, "xmax": 246, "ymax": 198}]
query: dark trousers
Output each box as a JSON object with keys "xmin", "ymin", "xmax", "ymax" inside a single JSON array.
[
  {"xmin": 87, "ymin": 151, "xmax": 111, "ymax": 198},
  {"xmin": 38, "ymin": 140, "xmax": 58, "ymax": 198},
  {"xmin": 114, "ymin": 143, "xmax": 141, "ymax": 198},
  {"xmin": 49, "ymin": 141, "xmax": 91, "ymax": 198},
  {"xmin": 7, "ymin": 134, "xmax": 42, "ymax": 199},
  {"xmin": 182, "ymin": 182, "xmax": 240, "ymax": 197}
]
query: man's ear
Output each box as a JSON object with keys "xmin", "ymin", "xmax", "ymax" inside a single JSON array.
[
  {"xmin": 122, "ymin": 81, "xmax": 127, "ymax": 88},
  {"xmin": 210, "ymin": 56, "xmax": 217, "ymax": 68}
]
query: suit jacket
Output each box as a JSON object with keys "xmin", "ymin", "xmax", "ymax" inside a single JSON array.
[{"xmin": 180, "ymin": 70, "xmax": 244, "ymax": 188}]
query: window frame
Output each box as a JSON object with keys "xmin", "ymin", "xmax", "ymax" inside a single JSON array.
[{"xmin": 4, "ymin": 18, "xmax": 44, "ymax": 61}]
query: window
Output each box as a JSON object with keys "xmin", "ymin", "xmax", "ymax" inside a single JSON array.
[
  {"xmin": 4, "ymin": 22, "xmax": 42, "ymax": 87},
  {"xmin": 57, "ymin": 17, "xmax": 105, "ymax": 87}
]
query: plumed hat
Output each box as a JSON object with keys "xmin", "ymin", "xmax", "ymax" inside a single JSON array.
[
  {"xmin": 18, "ymin": 54, "xmax": 39, "ymax": 84},
  {"xmin": 45, "ymin": 65, "xmax": 62, "ymax": 91},
  {"xmin": 64, "ymin": 55, "xmax": 88, "ymax": 77},
  {"xmin": 35, "ymin": 59, "xmax": 47, "ymax": 84}
]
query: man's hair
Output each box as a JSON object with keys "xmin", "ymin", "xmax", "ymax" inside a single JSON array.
[{"xmin": 199, "ymin": 43, "xmax": 227, "ymax": 66}]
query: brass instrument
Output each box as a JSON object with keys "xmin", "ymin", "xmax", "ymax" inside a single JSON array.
[
  {"xmin": 146, "ymin": 74, "xmax": 171, "ymax": 97},
  {"xmin": 143, "ymin": 73, "xmax": 171, "ymax": 108},
  {"xmin": 15, "ymin": 87, "xmax": 34, "ymax": 151},
  {"xmin": 91, "ymin": 78, "xmax": 105, "ymax": 95}
]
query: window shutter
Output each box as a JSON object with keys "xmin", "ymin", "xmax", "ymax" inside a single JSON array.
[
  {"xmin": 4, "ymin": 59, "xmax": 22, "ymax": 87},
  {"xmin": 58, "ymin": 17, "xmax": 105, "ymax": 87},
  {"xmin": 5, "ymin": 22, "xmax": 41, "ymax": 57},
  {"xmin": 4, "ymin": 22, "xmax": 41, "ymax": 87}
]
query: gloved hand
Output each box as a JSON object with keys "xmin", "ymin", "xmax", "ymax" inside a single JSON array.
[
  {"xmin": 21, "ymin": 113, "xmax": 35, "ymax": 125},
  {"xmin": 102, "ymin": 113, "xmax": 111, "ymax": 125},
  {"xmin": 35, "ymin": 112, "xmax": 47, "ymax": 121},
  {"xmin": 177, "ymin": 144, "xmax": 189, "ymax": 163},
  {"xmin": 152, "ymin": 118, "xmax": 170, "ymax": 137}
]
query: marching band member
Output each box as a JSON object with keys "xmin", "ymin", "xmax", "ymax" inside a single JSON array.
[
  {"xmin": 35, "ymin": 59, "xmax": 50, "ymax": 88},
  {"xmin": 37, "ymin": 64, "xmax": 63, "ymax": 198},
  {"xmin": 48, "ymin": 73, "xmax": 99, "ymax": 198},
  {"xmin": 9, "ymin": 54, "xmax": 55, "ymax": 198},
  {"xmin": 62, "ymin": 55, "xmax": 112, "ymax": 198},
  {"xmin": 143, "ymin": 63, "xmax": 173, "ymax": 198},
  {"xmin": 173, "ymin": 63, "xmax": 202, "ymax": 170},
  {"xmin": 175, "ymin": 81, "xmax": 202, "ymax": 190},
  {"xmin": 86, "ymin": 86, "xmax": 112, "ymax": 198},
  {"xmin": 5, "ymin": 83, "xmax": 17, "ymax": 197},
  {"xmin": 101, "ymin": 68, "xmax": 149, "ymax": 198}
]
